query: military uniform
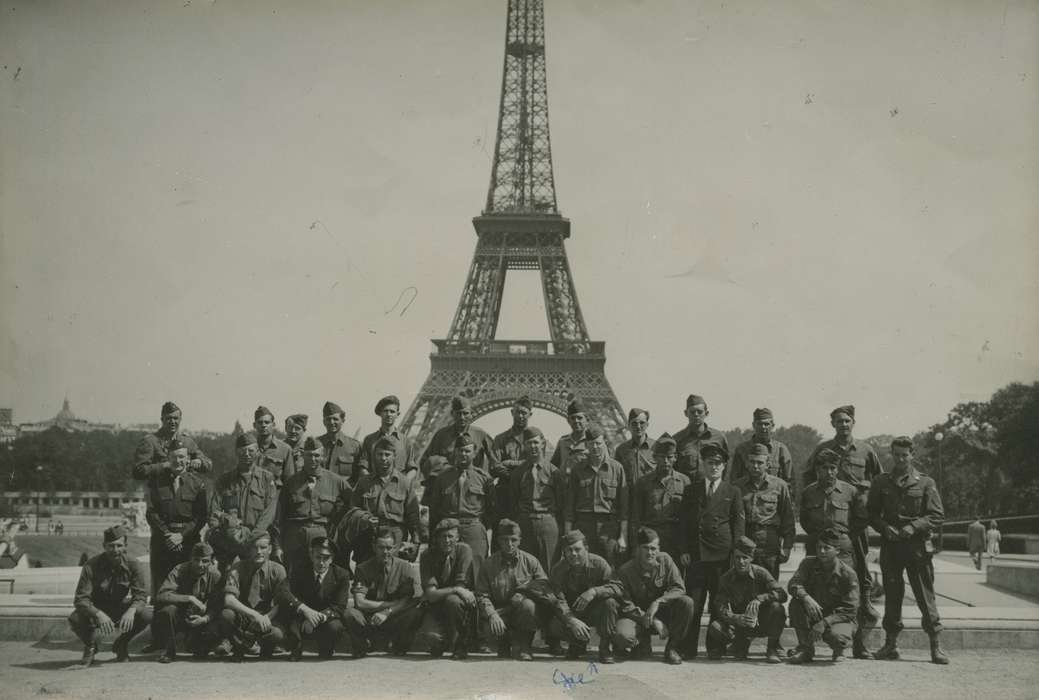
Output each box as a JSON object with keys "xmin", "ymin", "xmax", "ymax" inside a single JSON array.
[
  {"xmin": 509, "ymin": 457, "xmax": 565, "ymax": 571},
  {"xmin": 492, "ymin": 424, "xmax": 528, "ymax": 532},
  {"xmin": 421, "ymin": 424, "xmax": 499, "ymax": 482},
  {"xmin": 152, "ymin": 555, "xmax": 224, "ymax": 659},
  {"xmin": 547, "ymin": 544, "xmax": 618, "ymax": 659},
  {"xmin": 730, "ymin": 438, "xmax": 793, "ymax": 484},
  {"xmin": 279, "ymin": 468, "xmax": 352, "ymax": 574},
  {"xmin": 69, "ymin": 543, "xmax": 152, "ymax": 662},
  {"xmin": 614, "ymin": 434, "xmax": 657, "ymax": 492},
  {"xmin": 631, "ymin": 469, "xmax": 689, "ymax": 561},
  {"xmin": 550, "ymin": 431, "xmax": 585, "ymax": 473},
  {"xmin": 424, "ymin": 465, "xmax": 496, "ymax": 564},
  {"xmin": 358, "ymin": 426, "xmax": 419, "ymax": 487},
  {"xmin": 208, "ymin": 466, "xmax": 279, "ymax": 570},
  {"xmin": 351, "ymin": 470, "xmax": 421, "ymax": 544},
  {"xmin": 255, "ymin": 435, "xmax": 296, "ymax": 487},
  {"xmin": 671, "ymin": 424, "xmax": 729, "ymax": 481},
  {"xmin": 707, "ymin": 540, "xmax": 787, "ymax": 660},
  {"xmin": 344, "ymin": 555, "xmax": 422, "ymax": 655},
  {"xmin": 799, "ymin": 478, "xmax": 860, "ymax": 562},
  {"xmin": 734, "ymin": 474, "xmax": 795, "ymax": 579},
  {"xmin": 567, "ymin": 453, "xmax": 628, "ymax": 568},
  {"xmin": 133, "ymin": 430, "xmax": 211, "ymax": 481},
  {"xmin": 415, "ymin": 536, "xmax": 477, "ymax": 655},
  {"xmin": 219, "ymin": 557, "xmax": 291, "ymax": 654},
  {"xmin": 787, "ymin": 552, "xmax": 860, "ymax": 661},
  {"xmin": 318, "ymin": 430, "xmax": 363, "ymax": 484},
  {"xmin": 145, "ymin": 469, "xmax": 209, "ymax": 597},
  {"xmin": 476, "ymin": 545, "xmax": 548, "ymax": 657}
]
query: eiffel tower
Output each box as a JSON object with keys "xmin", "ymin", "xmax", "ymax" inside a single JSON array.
[{"xmin": 400, "ymin": 0, "xmax": 626, "ymax": 452}]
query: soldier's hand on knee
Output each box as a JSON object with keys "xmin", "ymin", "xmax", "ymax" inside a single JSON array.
[
  {"xmin": 453, "ymin": 587, "xmax": 476, "ymax": 606},
  {"xmin": 489, "ymin": 613, "xmax": 506, "ymax": 638},
  {"xmin": 186, "ymin": 614, "xmax": 208, "ymax": 628},
  {"xmin": 95, "ymin": 612, "xmax": 115, "ymax": 636},
  {"xmin": 188, "ymin": 596, "xmax": 206, "ymax": 614},
  {"xmin": 573, "ymin": 590, "xmax": 595, "ymax": 613},
  {"xmin": 568, "ymin": 618, "xmax": 591, "ymax": 642},
  {"xmin": 119, "ymin": 609, "xmax": 136, "ymax": 634},
  {"xmin": 254, "ymin": 612, "xmax": 272, "ymax": 633},
  {"xmin": 802, "ymin": 595, "xmax": 823, "ymax": 622},
  {"xmin": 810, "ymin": 619, "xmax": 827, "ymax": 641},
  {"xmin": 371, "ymin": 611, "xmax": 388, "ymax": 627},
  {"xmin": 745, "ymin": 600, "xmax": 761, "ymax": 620}
]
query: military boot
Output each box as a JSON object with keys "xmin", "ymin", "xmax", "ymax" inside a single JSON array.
[
  {"xmin": 852, "ymin": 631, "xmax": 875, "ymax": 660},
  {"xmin": 787, "ymin": 629, "xmax": 814, "ymax": 664},
  {"xmin": 764, "ymin": 639, "xmax": 782, "ymax": 664},
  {"xmin": 875, "ymin": 632, "xmax": 900, "ymax": 660},
  {"xmin": 79, "ymin": 643, "xmax": 98, "ymax": 668},
  {"xmin": 112, "ymin": 633, "xmax": 131, "ymax": 662},
  {"xmin": 929, "ymin": 632, "xmax": 950, "ymax": 665},
  {"xmin": 512, "ymin": 632, "xmax": 535, "ymax": 661}
]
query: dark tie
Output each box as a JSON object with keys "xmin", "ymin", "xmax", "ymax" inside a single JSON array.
[
  {"xmin": 708, "ymin": 480, "xmax": 717, "ymax": 498},
  {"xmin": 173, "ymin": 475, "xmax": 182, "ymax": 495}
]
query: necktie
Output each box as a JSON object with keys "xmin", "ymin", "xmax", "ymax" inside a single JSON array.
[
  {"xmin": 708, "ymin": 480, "xmax": 717, "ymax": 498},
  {"xmin": 173, "ymin": 475, "xmax": 181, "ymax": 495}
]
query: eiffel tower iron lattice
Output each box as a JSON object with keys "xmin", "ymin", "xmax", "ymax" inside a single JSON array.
[{"xmin": 399, "ymin": 0, "xmax": 626, "ymax": 453}]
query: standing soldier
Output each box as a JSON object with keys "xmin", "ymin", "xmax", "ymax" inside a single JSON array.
[
  {"xmin": 420, "ymin": 396, "xmax": 498, "ymax": 483},
  {"xmin": 279, "ymin": 437, "xmax": 352, "ymax": 575},
  {"xmin": 219, "ymin": 531, "xmax": 291, "ymax": 661},
  {"xmin": 358, "ymin": 396, "xmax": 419, "ymax": 487},
  {"xmin": 678, "ymin": 442, "xmax": 745, "ymax": 659},
  {"xmin": 253, "ymin": 405, "xmax": 295, "ymax": 487},
  {"xmin": 152, "ymin": 542, "xmax": 223, "ymax": 663},
  {"xmin": 546, "ymin": 530, "xmax": 619, "ymax": 663},
  {"xmin": 672, "ymin": 394, "xmax": 729, "ymax": 481},
  {"xmin": 508, "ymin": 426, "xmax": 565, "ymax": 571},
  {"xmin": 550, "ymin": 398, "xmax": 590, "ymax": 471},
  {"xmin": 476, "ymin": 519, "xmax": 549, "ymax": 661},
  {"xmin": 492, "ymin": 396, "xmax": 536, "ymax": 531},
  {"xmin": 734, "ymin": 443, "xmax": 795, "ymax": 579},
  {"xmin": 284, "ymin": 536, "xmax": 352, "ymax": 661},
  {"xmin": 803, "ymin": 404, "xmax": 883, "ymax": 658},
  {"xmin": 631, "ymin": 433, "xmax": 688, "ymax": 560},
  {"xmin": 68, "ymin": 525, "xmax": 152, "ymax": 667},
  {"xmin": 868, "ymin": 436, "xmax": 949, "ymax": 664},
  {"xmin": 283, "ymin": 414, "xmax": 308, "ymax": 470},
  {"xmin": 318, "ymin": 401, "xmax": 363, "ymax": 485},
  {"xmin": 706, "ymin": 536, "xmax": 787, "ymax": 663},
  {"xmin": 351, "ymin": 435, "xmax": 421, "ymax": 545},
  {"xmin": 564, "ymin": 426, "xmax": 629, "ymax": 568},
  {"xmin": 415, "ymin": 518, "xmax": 477, "ymax": 659},
  {"xmin": 145, "ymin": 439, "xmax": 209, "ymax": 598},
  {"xmin": 787, "ymin": 528, "xmax": 860, "ymax": 664},
  {"xmin": 607, "ymin": 527, "xmax": 696, "ymax": 665},
  {"xmin": 730, "ymin": 408, "xmax": 793, "ymax": 484},
  {"xmin": 344, "ymin": 526, "xmax": 423, "ymax": 657},
  {"xmin": 614, "ymin": 408, "xmax": 656, "ymax": 491},
  {"xmin": 208, "ymin": 433, "xmax": 279, "ymax": 571},
  {"xmin": 423, "ymin": 434, "xmax": 496, "ymax": 566},
  {"xmin": 133, "ymin": 401, "xmax": 211, "ymax": 480}
]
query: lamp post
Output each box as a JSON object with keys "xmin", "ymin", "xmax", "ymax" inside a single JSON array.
[
  {"xmin": 934, "ymin": 432, "xmax": 944, "ymax": 551},
  {"xmin": 34, "ymin": 465, "xmax": 44, "ymax": 533}
]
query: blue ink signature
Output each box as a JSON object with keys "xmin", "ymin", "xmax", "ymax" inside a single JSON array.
[{"xmin": 552, "ymin": 662, "xmax": 599, "ymax": 692}]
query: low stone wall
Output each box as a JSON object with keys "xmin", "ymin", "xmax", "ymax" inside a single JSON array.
[{"xmin": 988, "ymin": 563, "xmax": 1039, "ymax": 598}]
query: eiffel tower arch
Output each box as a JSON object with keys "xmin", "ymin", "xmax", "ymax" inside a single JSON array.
[{"xmin": 400, "ymin": 0, "xmax": 626, "ymax": 452}]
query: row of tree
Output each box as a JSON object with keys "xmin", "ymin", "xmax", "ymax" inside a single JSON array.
[{"xmin": 2, "ymin": 382, "xmax": 1036, "ymax": 520}]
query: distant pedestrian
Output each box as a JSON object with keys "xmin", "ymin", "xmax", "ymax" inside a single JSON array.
[
  {"xmin": 986, "ymin": 520, "xmax": 1002, "ymax": 560},
  {"xmin": 56, "ymin": 520, "xmax": 65, "ymax": 535},
  {"xmin": 967, "ymin": 518, "xmax": 986, "ymax": 570}
]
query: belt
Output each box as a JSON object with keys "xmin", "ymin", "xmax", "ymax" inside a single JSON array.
[
  {"xmin": 456, "ymin": 516, "xmax": 482, "ymax": 523},
  {"xmin": 574, "ymin": 512, "xmax": 618, "ymax": 520},
  {"xmin": 519, "ymin": 512, "xmax": 554, "ymax": 519},
  {"xmin": 746, "ymin": 522, "xmax": 779, "ymax": 531}
]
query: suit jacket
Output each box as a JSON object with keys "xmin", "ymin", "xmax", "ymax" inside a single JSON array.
[
  {"xmin": 679, "ymin": 479, "xmax": 745, "ymax": 562},
  {"xmin": 285, "ymin": 564, "xmax": 352, "ymax": 621}
]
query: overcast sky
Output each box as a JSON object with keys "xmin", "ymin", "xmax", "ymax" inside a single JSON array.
[{"xmin": 1, "ymin": 0, "xmax": 1036, "ymax": 441}]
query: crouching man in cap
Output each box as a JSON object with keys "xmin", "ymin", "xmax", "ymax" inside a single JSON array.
[
  {"xmin": 284, "ymin": 536, "xmax": 352, "ymax": 661},
  {"xmin": 152, "ymin": 542, "xmax": 223, "ymax": 663},
  {"xmin": 706, "ymin": 536, "xmax": 787, "ymax": 663},
  {"xmin": 344, "ymin": 526, "xmax": 422, "ymax": 657},
  {"xmin": 787, "ymin": 527, "xmax": 859, "ymax": 664},
  {"xmin": 219, "ymin": 531, "xmax": 291, "ymax": 661},
  {"xmin": 607, "ymin": 527, "xmax": 695, "ymax": 665},
  {"xmin": 546, "ymin": 530, "xmax": 619, "ymax": 663},
  {"xmin": 476, "ymin": 519, "xmax": 549, "ymax": 660},
  {"xmin": 415, "ymin": 518, "xmax": 477, "ymax": 659},
  {"xmin": 69, "ymin": 524, "xmax": 152, "ymax": 667}
]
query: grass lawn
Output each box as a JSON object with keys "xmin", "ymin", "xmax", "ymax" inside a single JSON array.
[{"xmin": 15, "ymin": 535, "xmax": 150, "ymax": 567}]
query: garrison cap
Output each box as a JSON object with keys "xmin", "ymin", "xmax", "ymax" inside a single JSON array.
[
  {"xmin": 582, "ymin": 425, "xmax": 606, "ymax": 443},
  {"xmin": 453, "ymin": 433, "xmax": 475, "ymax": 449},
  {"xmin": 818, "ymin": 527, "xmax": 842, "ymax": 547},
  {"xmin": 161, "ymin": 401, "xmax": 181, "ymax": 417},
  {"xmin": 686, "ymin": 394, "xmax": 707, "ymax": 408},
  {"xmin": 374, "ymin": 395, "xmax": 400, "ymax": 415},
  {"xmin": 747, "ymin": 442, "xmax": 770, "ymax": 457},
  {"xmin": 521, "ymin": 426, "xmax": 545, "ymax": 441},
  {"xmin": 451, "ymin": 396, "xmax": 472, "ymax": 411},
  {"xmin": 373, "ymin": 435, "xmax": 397, "ymax": 452},
  {"xmin": 562, "ymin": 530, "xmax": 586, "ymax": 545},
  {"xmin": 191, "ymin": 542, "xmax": 214, "ymax": 558},
  {"xmin": 627, "ymin": 407, "xmax": 650, "ymax": 422},
  {"xmin": 514, "ymin": 395, "xmax": 533, "ymax": 410},
  {"xmin": 286, "ymin": 414, "xmax": 308, "ymax": 429},
  {"xmin": 566, "ymin": 398, "xmax": 586, "ymax": 416},
  {"xmin": 434, "ymin": 518, "xmax": 461, "ymax": 535},
  {"xmin": 323, "ymin": 401, "xmax": 344, "ymax": 417},
  {"xmin": 635, "ymin": 527, "xmax": 660, "ymax": 546},
  {"xmin": 700, "ymin": 442, "xmax": 728, "ymax": 460},
  {"xmin": 248, "ymin": 530, "xmax": 272, "ymax": 546},
  {"xmin": 103, "ymin": 524, "xmax": 127, "ymax": 544},
  {"xmin": 496, "ymin": 519, "xmax": 522, "ymax": 538},
  {"xmin": 254, "ymin": 405, "xmax": 274, "ymax": 421},
  {"xmin": 752, "ymin": 407, "xmax": 773, "ymax": 421},
  {"xmin": 734, "ymin": 536, "xmax": 757, "ymax": 557},
  {"xmin": 830, "ymin": 405, "xmax": 855, "ymax": 420},
  {"xmin": 814, "ymin": 448, "xmax": 842, "ymax": 467},
  {"xmin": 653, "ymin": 433, "xmax": 677, "ymax": 455},
  {"xmin": 309, "ymin": 536, "xmax": 335, "ymax": 556},
  {"xmin": 302, "ymin": 436, "xmax": 321, "ymax": 451},
  {"xmin": 235, "ymin": 432, "xmax": 258, "ymax": 449}
]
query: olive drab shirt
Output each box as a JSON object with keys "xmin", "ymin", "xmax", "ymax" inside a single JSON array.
[
  {"xmin": 420, "ymin": 541, "xmax": 475, "ymax": 590},
  {"xmin": 420, "ymin": 424, "xmax": 499, "ymax": 481},
  {"xmin": 788, "ymin": 556, "xmax": 859, "ymax": 624},
  {"xmin": 318, "ymin": 430, "xmax": 363, "ymax": 483},
  {"xmin": 156, "ymin": 561, "xmax": 224, "ymax": 617},
  {"xmin": 714, "ymin": 564, "xmax": 788, "ymax": 621},
  {"xmin": 803, "ymin": 438, "xmax": 883, "ymax": 492},
  {"xmin": 729, "ymin": 438, "xmax": 793, "ymax": 484},
  {"xmin": 254, "ymin": 435, "xmax": 296, "ymax": 486},
  {"xmin": 509, "ymin": 459, "xmax": 565, "ymax": 517},
  {"xmin": 604, "ymin": 552, "xmax": 686, "ymax": 612},
  {"xmin": 279, "ymin": 469, "xmax": 352, "ymax": 529},
  {"xmin": 867, "ymin": 468, "xmax": 944, "ymax": 551},
  {"xmin": 357, "ymin": 426, "xmax": 419, "ymax": 483},
  {"xmin": 549, "ymin": 433, "xmax": 583, "ymax": 472},
  {"xmin": 670, "ymin": 424, "xmax": 729, "ymax": 481},
  {"xmin": 133, "ymin": 430, "xmax": 212, "ymax": 481},
  {"xmin": 548, "ymin": 552, "xmax": 613, "ymax": 617},
  {"xmin": 476, "ymin": 550, "xmax": 547, "ymax": 615},
  {"xmin": 225, "ymin": 559, "xmax": 291, "ymax": 610},
  {"xmin": 74, "ymin": 554, "xmax": 149, "ymax": 617},
  {"xmin": 614, "ymin": 436, "xmax": 657, "ymax": 489},
  {"xmin": 733, "ymin": 474, "xmax": 795, "ymax": 552},
  {"xmin": 799, "ymin": 479, "xmax": 863, "ymax": 537},
  {"xmin": 354, "ymin": 556, "xmax": 420, "ymax": 603},
  {"xmin": 351, "ymin": 471, "xmax": 421, "ymax": 534},
  {"xmin": 566, "ymin": 457, "xmax": 628, "ymax": 521},
  {"xmin": 145, "ymin": 470, "xmax": 208, "ymax": 538},
  {"xmin": 210, "ymin": 466, "xmax": 279, "ymax": 536},
  {"xmin": 423, "ymin": 465, "xmax": 496, "ymax": 528},
  {"xmin": 631, "ymin": 470, "xmax": 690, "ymax": 529}
]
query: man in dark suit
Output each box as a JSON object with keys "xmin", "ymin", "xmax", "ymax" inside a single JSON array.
[
  {"xmin": 678, "ymin": 442, "xmax": 745, "ymax": 658},
  {"xmin": 284, "ymin": 536, "xmax": 352, "ymax": 660}
]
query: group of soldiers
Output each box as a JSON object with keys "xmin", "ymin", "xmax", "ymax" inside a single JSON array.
[{"xmin": 69, "ymin": 394, "xmax": 950, "ymax": 668}]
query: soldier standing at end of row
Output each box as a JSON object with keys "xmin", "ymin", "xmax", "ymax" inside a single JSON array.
[
  {"xmin": 730, "ymin": 408, "xmax": 793, "ymax": 484},
  {"xmin": 424, "ymin": 434, "xmax": 496, "ymax": 565},
  {"xmin": 672, "ymin": 394, "xmax": 729, "ymax": 481},
  {"xmin": 868, "ymin": 436, "xmax": 949, "ymax": 664},
  {"xmin": 252, "ymin": 405, "xmax": 295, "ymax": 487},
  {"xmin": 208, "ymin": 433, "xmax": 279, "ymax": 571},
  {"xmin": 614, "ymin": 408, "xmax": 656, "ymax": 491},
  {"xmin": 734, "ymin": 442, "xmax": 794, "ymax": 580},
  {"xmin": 421, "ymin": 396, "xmax": 498, "ymax": 482},
  {"xmin": 133, "ymin": 401, "xmax": 211, "ymax": 481},
  {"xmin": 804, "ymin": 405, "xmax": 882, "ymax": 659},
  {"xmin": 630, "ymin": 433, "xmax": 688, "ymax": 561},
  {"xmin": 358, "ymin": 395, "xmax": 419, "ymax": 488},
  {"xmin": 352, "ymin": 435, "xmax": 421, "ymax": 545},
  {"xmin": 565, "ymin": 426, "xmax": 628, "ymax": 568},
  {"xmin": 509, "ymin": 426, "xmax": 565, "ymax": 571},
  {"xmin": 319, "ymin": 401, "xmax": 363, "ymax": 485}
]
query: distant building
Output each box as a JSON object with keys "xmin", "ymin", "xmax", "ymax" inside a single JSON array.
[
  {"xmin": 17, "ymin": 398, "xmax": 118, "ymax": 436},
  {"xmin": 0, "ymin": 409, "xmax": 15, "ymax": 448}
]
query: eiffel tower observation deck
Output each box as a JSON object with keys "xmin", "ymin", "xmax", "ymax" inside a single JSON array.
[{"xmin": 400, "ymin": 0, "xmax": 626, "ymax": 451}]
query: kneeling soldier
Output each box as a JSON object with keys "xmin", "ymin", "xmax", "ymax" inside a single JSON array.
[
  {"xmin": 219, "ymin": 531, "xmax": 291, "ymax": 661},
  {"xmin": 609, "ymin": 527, "xmax": 696, "ymax": 665},
  {"xmin": 284, "ymin": 536, "xmax": 351, "ymax": 660},
  {"xmin": 787, "ymin": 527, "xmax": 859, "ymax": 664},
  {"xmin": 344, "ymin": 526, "xmax": 422, "ymax": 657},
  {"xmin": 868, "ymin": 436, "xmax": 949, "ymax": 664},
  {"xmin": 152, "ymin": 542, "xmax": 223, "ymax": 663},
  {"xmin": 476, "ymin": 519, "xmax": 549, "ymax": 661},
  {"xmin": 547, "ymin": 530, "xmax": 619, "ymax": 663},
  {"xmin": 415, "ymin": 518, "xmax": 477, "ymax": 659},
  {"xmin": 69, "ymin": 525, "xmax": 152, "ymax": 667},
  {"xmin": 707, "ymin": 536, "xmax": 787, "ymax": 663}
]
